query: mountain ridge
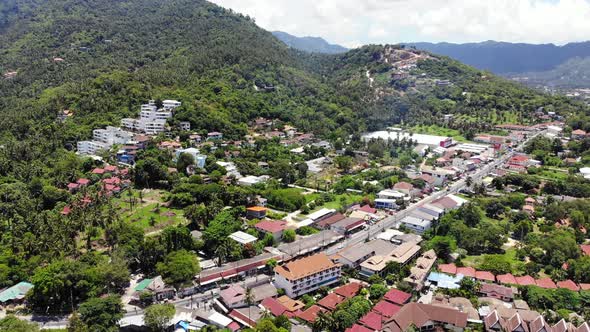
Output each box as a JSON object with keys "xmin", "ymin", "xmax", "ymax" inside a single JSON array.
[
  {"xmin": 272, "ymin": 31, "xmax": 348, "ymax": 54},
  {"xmin": 409, "ymin": 40, "xmax": 590, "ymax": 74}
]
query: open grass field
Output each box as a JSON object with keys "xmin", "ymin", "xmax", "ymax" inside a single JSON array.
[
  {"xmin": 410, "ymin": 124, "xmax": 467, "ymax": 142},
  {"xmin": 114, "ymin": 189, "xmax": 188, "ymax": 232}
]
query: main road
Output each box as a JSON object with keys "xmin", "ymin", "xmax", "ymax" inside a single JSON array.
[{"xmin": 326, "ymin": 129, "xmax": 545, "ymax": 255}]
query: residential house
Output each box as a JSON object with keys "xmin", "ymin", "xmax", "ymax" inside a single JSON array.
[
  {"xmin": 273, "ymin": 253, "xmax": 341, "ymax": 297},
  {"xmin": 229, "ymin": 231, "xmax": 258, "ymax": 245},
  {"xmin": 219, "ymin": 285, "xmax": 248, "ymax": 309},
  {"xmin": 0, "ymin": 282, "xmax": 33, "ymax": 305},
  {"xmin": 400, "ymin": 216, "xmax": 431, "ymax": 234},
  {"xmin": 134, "ymin": 276, "xmax": 175, "ymax": 301},
  {"xmin": 393, "ymin": 182, "xmax": 415, "ymax": 197},
  {"xmin": 335, "ymin": 244, "xmax": 375, "ymax": 268},
  {"xmin": 330, "ymin": 217, "xmax": 366, "ymax": 235},
  {"xmin": 382, "ymin": 302, "xmax": 468, "ymax": 332},
  {"xmin": 359, "ymin": 242, "xmax": 421, "ymax": 277},
  {"xmin": 255, "ymin": 220, "xmax": 288, "ymax": 242},
  {"xmin": 246, "ymin": 206, "xmax": 268, "ymax": 219},
  {"xmin": 207, "ymin": 132, "xmax": 223, "ymax": 140},
  {"xmin": 478, "ymin": 283, "xmax": 514, "ymax": 302}
]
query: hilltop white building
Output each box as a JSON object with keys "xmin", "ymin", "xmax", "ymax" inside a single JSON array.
[
  {"xmin": 77, "ymin": 126, "xmax": 134, "ymax": 155},
  {"xmin": 121, "ymin": 100, "xmax": 181, "ymax": 135}
]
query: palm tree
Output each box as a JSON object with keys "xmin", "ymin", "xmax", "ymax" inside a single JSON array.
[
  {"xmin": 215, "ymin": 240, "xmax": 231, "ymax": 266},
  {"xmin": 313, "ymin": 312, "xmax": 334, "ymax": 332},
  {"xmin": 245, "ymin": 287, "xmax": 254, "ymax": 322}
]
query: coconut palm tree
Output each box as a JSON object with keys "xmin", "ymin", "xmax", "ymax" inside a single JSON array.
[
  {"xmin": 215, "ymin": 239, "xmax": 231, "ymax": 266},
  {"xmin": 313, "ymin": 311, "xmax": 334, "ymax": 332}
]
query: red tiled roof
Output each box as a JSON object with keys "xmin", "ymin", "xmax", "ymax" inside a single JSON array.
[
  {"xmin": 580, "ymin": 283, "xmax": 590, "ymax": 291},
  {"xmin": 383, "ymin": 289, "xmax": 411, "ymax": 305},
  {"xmin": 475, "ymin": 271, "xmax": 496, "ymax": 282},
  {"xmin": 497, "ymin": 273, "xmax": 518, "ymax": 285},
  {"xmin": 394, "ymin": 182, "xmax": 414, "ymax": 190},
  {"xmin": 260, "ymin": 298, "xmax": 287, "ymax": 316},
  {"xmin": 67, "ymin": 182, "xmax": 79, "ymax": 189},
  {"xmin": 515, "ymin": 275, "xmax": 536, "ymax": 286},
  {"xmin": 227, "ymin": 321, "xmax": 240, "ymax": 331},
  {"xmin": 317, "ymin": 293, "xmax": 345, "ymax": 311},
  {"xmin": 92, "ymin": 168, "xmax": 105, "ymax": 174},
  {"xmin": 255, "ymin": 220, "xmax": 287, "ymax": 234},
  {"xmin": 316, "ymin": 213, "xmax": 346, "ymax": 228},
  {"xmin": 334, "ymin": 282, "xmax": 362, "ymax": 299},
  {"xmin": 76, "ymin": 178, "xmax": 90, "ymax": 185},
  {"xmin": 456, "ymin": 266, "xmax": 476, "ymax": 278},
  {"xmin": 556, "ymin": 279, "xmax": 579, "ymax": 291},
  {"xmin": 104, "ymin": 165, "xmax": 118, "ymax": 172},
  {"xmin": 297, "ymin": 305, "xmax": 326, "ymax": 323},
  {"xmin": 61, "ymin": 206, "xmax": 71, "ymax": 215},
  {"xmin": 581, "ymin": 244, "xmax": 590, "ymax": 256},
  {"xmin": 359, "ymin": 205, "xmax": 377, "ymax": 214},
  {"xmin": 535, "ymin": 277, "xmax": 557, "ymax": 289},
  {"xmin": 359, "ymin": 311, "xmax": 384, "ymax": 330},
  {"xmin": 438, "ymin": 263, "xmax": 457, "ymax": 275},
  {"xmin": 345, "ymin": 324, "xmax": 374, "ymax": 332},
  {"xmin": 372, "ymin": 300, "xmax": 401, "ymax": 318}
]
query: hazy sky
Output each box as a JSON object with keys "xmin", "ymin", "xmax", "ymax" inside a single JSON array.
[{"xmin": 209, "ymin": 0, "xmax": 590, "ymax": 48}]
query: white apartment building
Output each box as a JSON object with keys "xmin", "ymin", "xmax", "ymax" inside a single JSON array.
[
  {"xmin": 77, "ymin": 140, "xmax": 108, "ymax": 155},
  {"xmin": 120, "ymin": 100, "xmax": 180, "ymax": 135},
  {"xmin": 78, "ymin": 126, "xmax": 134, "ymax": 155},
  {"xmin": 273, "ymin": 253, "xmax": 341, "ymax": 298}
]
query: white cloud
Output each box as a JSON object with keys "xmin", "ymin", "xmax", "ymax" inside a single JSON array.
[{"xmin": 209, "ymin": 0, "xmax": 590, "ymax": 47}]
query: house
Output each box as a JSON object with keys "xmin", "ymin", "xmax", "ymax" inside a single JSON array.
[
  {"xmin": 175, "ymin": 148, "xmax": 207, "ymax": 168},
  {"xmin": 393, "ymin": 182, "xmax": 414, "ymax": 196},
  {"xmin": 246, "ymin": 206, "xmax": 268, "ymax": 219},
  {"xmin": 358, "ymin": 311, "xmax": 385, "ymax": 331},
  {"xmin": 316, "ymin": 213, "xmax": 346, "ymax": 229},
  {"xmin": 475, "ymin": 271, "xmax": 496, "ymax": 283},
  {"xmin": 497, "ymin": 273, "xmax": 518, "ymax": 285},
  {"xmin": 333, "ymin": 282, "xmax": 362, "ymax": 299},
  {"xmin": 207, "ymin": 132, "xmax": 223, "ymax": 140},
  {"xmin": 179, "ymin": 121, "xmax": 191, "ymax": 131},
  {"xmin": 377, "ymin": 189, "xmax": 406, "ymax": 200},
  {"xmin": 0, "ymin": 282, "xmax": 34, "ymax": 305},
  {"xmin": 237, "ymin": 175, "xmax": 269, "ymax": 187},
  {"xmin": 219, "ymin": 284, "xmax": 247, "ymax": 309},
  {"xmin": 317, "ymin": 293, "xmax": 345, "ymax": 311},
  {"xmin": 330, "ymin": 217, "xmax": 366, "ymax": 235},
  {"xmin": 372, "ymin": 300, "xmax": 402, "ymax": 319},
  {"xmin": 400, "ymin": 216, "xmax": 431, "ymax": 234},
  {"xmin": 134, "ymin": 276, "xmax": 175, "ymax": 301},
  {"xmin": 509, "ymin": 155, "xmax": 530, "ymax": 167},
  {"xmin": 581, "ymin": 244, "xmax": 590, "ymax": 256},
  {"xmin": 383, "ymin": 289, "xmax": 411, "ymax": 305},
  {"xmin": 335, "ymin": 244, "xmax": 375, "ymax": 268},
  {"xmin": 273, "ymin": 253, "xmax": 341, "ymax": 297},
  {"xmin": 381, "ymin": 302, "xmax": 468, "ymax": 332},
  {"xmin": 484, "ymin": 310, "xmax": 502, "ymax": 331},
  {"xmin": 297, "ymin": 305, "xmax": 327, "ymax": 323},
  {"xmin": 359, "ymin": 242, "xmax": 421, "ymax": 277},
  {"xmin": 255, "ymin": 220, "xmax": 287, "ymax": 241},
  {"xmin": 535, "ymin": 278, "xmax": 557, "ymax": 289},
  {"xmin": 572, "ymin": 129, "xmax": 587, "ymax": 139},
  {"xmin": 456, "ymin": 266, "xmax": 476, "ymax": 278},
  {"xmin": 501, "ymin": 313, "xmax": 529, "ymax": 332},
  {"xmin": 346, "ymin": 324, "xmax": 374, "ymax": 332},
  {"xmin": 375, "ymin": 198, "xmax": 398, "ymax": 210},
  {"xmin": 229, "ymin": 231, "xmax": 258, "ymax": 245},
  {"xmin": 556, "ymin": 279, "xmax": 580, "ymax": 291},
  {"xmin": 478, "ymin": 283, "xmax": 514, "ymax": 302},
  {"xmin": 515, "ymin": 275, "xmax": 537, "ymax": 286}
]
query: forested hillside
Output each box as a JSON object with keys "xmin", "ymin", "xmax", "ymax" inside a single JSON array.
[
  {"xmin": 0, "ymin": 0, "xmax": 588, "ymax": 320},
  {"xmin": 272, "ymin": 31, "xmax": 348, "ymax": 54}
]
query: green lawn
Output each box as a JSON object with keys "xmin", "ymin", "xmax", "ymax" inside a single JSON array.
[
  {"xmin": 308, "ymin": 193, "xmax": 365, "ymax": 212},
  {"xmin": 410, "ymin": 124, "xmax": 467, "ymax": 142},
  {"xmin": 114, "ymin": 189, "xmax": 188, "ymax": 231},
  {"xmin": 462, "ymin": 248, "xmax": 526, "ymax": 275},
  {"xmin": 530, "ymin": 168, "xmax": 570, "ymax": 181}
]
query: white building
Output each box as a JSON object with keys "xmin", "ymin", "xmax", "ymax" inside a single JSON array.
[
  {"xmin": 377, "ymin": 189, "xmax": 406, "ymax": 200},
  {"xmin": 228, "ymin": 231, "xmax": 258, "ymax": 245},
  {"xmin": 77, "ymin": 126, "xmax": 133, "ymax": 155},
  {"xmin": 120, "ymin": 100, "xmax": 178, "ymax": 135},
  {"xmin": 401, "ymin": 216, "xmax": 432, "ymax": 234},
  {"xmin": 175, "ymin": 148, "xmax": 207, "ymax": 169},
  {"xmin": 162, "ymin": 100, "xmax": 182, "ymax": 109},
  {"xmin": 273, "ymin": 253, "xmax": 341, "ymax": 298}
]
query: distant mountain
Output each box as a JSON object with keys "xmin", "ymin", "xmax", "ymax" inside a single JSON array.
[
  {"xmin": 509, "ymin": 57, "xmax": 590, "ymax": 89},
  {"xmin": 272, "ymin": 31, "xmax": 348, "ymax": 54},
  {"xmin": 409, "ymin": 41, "xmax": 590, "ymax": 74}
]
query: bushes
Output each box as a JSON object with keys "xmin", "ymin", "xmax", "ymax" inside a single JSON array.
[{"xmin": 266, "ymin": 188, "xmax": 306, "ymax": 212}]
